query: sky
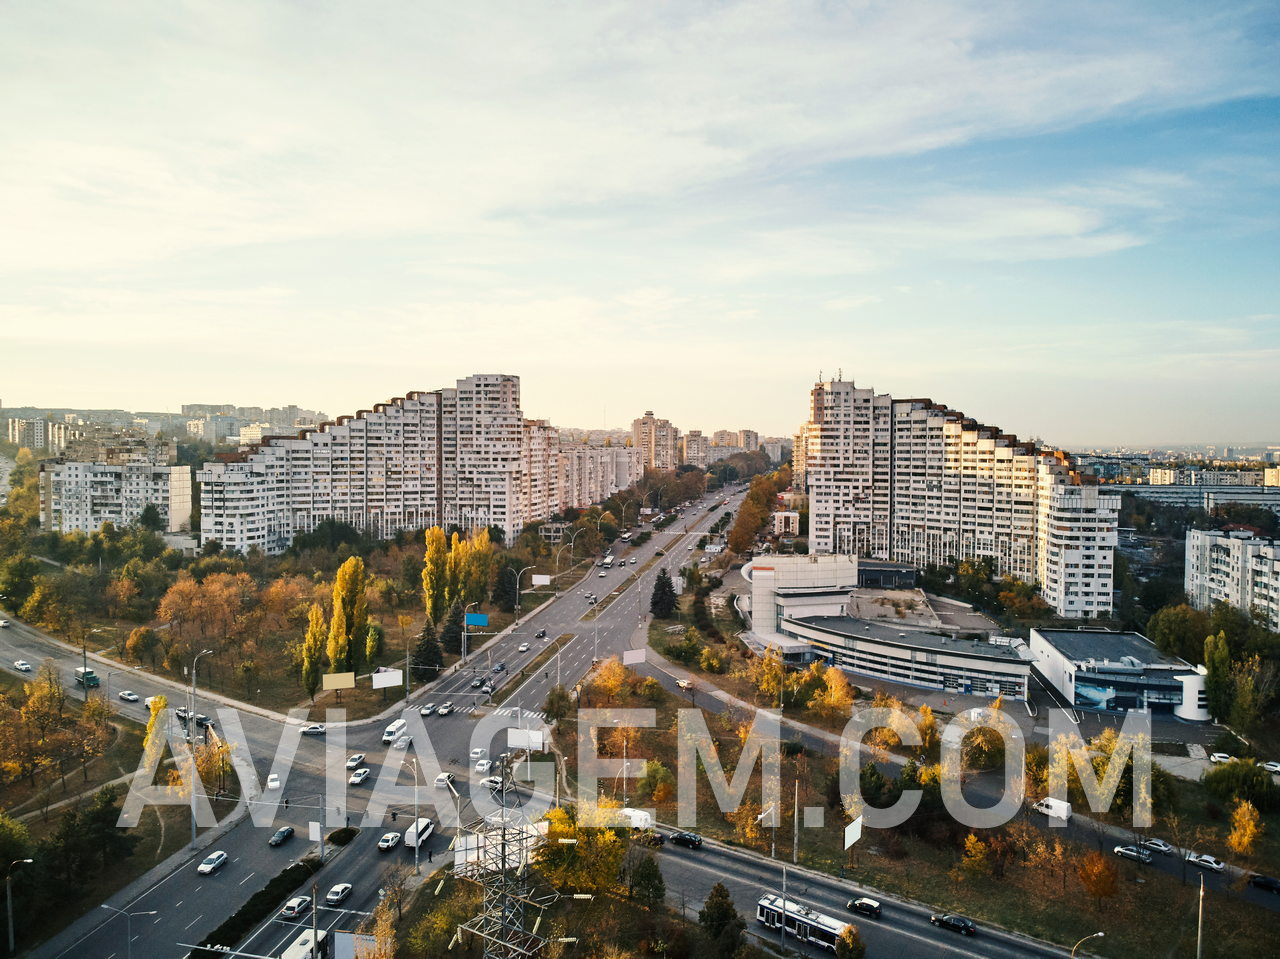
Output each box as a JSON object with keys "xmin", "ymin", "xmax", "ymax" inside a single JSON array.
[{"xmin": 1, "ymin": 1, "xmax": 1277, "ymax": 449}]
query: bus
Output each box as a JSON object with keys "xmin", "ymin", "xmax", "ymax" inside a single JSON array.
[
  {"xmin": 602, "ymin": 555, "xmax": 615, "ymax": 568},
  {"xmin": 404, "ymin": 816, "xmax": 435, "ymax": 848},
  {"xmin": 619, "ymin": 532, "xmax": 632, "ymax": 542},
  {"xmin": 280, "ymin": 929, "xmax": 328, "ymax": 959},
  {"xmin": 755, "ymin": 895, "xmax": 849, "ymax": 952}
]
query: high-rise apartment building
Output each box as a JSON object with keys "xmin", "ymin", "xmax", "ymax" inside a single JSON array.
[
  {"xmin": 739, "ymin": 429, "xmax": 760, "ymax": 451},
  {"xmin": 796, "ymin": 378, "xmax": 1119, "ymax": 618},
  {"xmin": 197, "ymin": 374, "xmax": 640, "ymax": 555},
  {"xmin": 712, "ymin": 429, "xmax": 737, "ymax": 447},
  {"xmin": 682, "ymin": 430, "xmax": 709, "ymax": 468},
  {"xmin": 39, "ymin": 462, "xmax": 192, "ymax": 534},
  {"xmin": 7, "ymin": 418, "xmax": 78, "ymax": 453},
  {"xmin": 631, "ymin": 411, "xmax": 681, "ymax": 470},
  {"xmin": 1185, "ymin": 529, "xmax": 1280, "ymax": 631}
]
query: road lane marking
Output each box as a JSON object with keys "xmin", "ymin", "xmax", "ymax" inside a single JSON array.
[
  {"xmin": 184, "ymin": 914, "xmax": 204, "ymax": 930},
  {"xmin": 239, "ymin": 870, "xmax": 256, "ymax": 885}
]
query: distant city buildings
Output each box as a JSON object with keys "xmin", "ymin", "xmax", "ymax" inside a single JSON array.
[
  {"xmin": 794, "ymin": 377, "xmax": 1119, "ymax": 618},
  {"xmin": 197, "ymin": 374, "xmax": 643, "ymax": 555},
  {"xmin": 682, "ymin": 430, "xmax": 709, "ymax": 468},
  {"xmin": 38, "ymin": 461, "xmax": 192, "ymax": 534},
  {"xmin": 630, "ymin": 411, "xmax": 682, "ymax": 470},
  {"xmin": 6, "ymin": 418, "xmax": 79, "ymax": 453},
  {"xmin": 1185, "ymin": 528, "xmax": 1280, "ymax": 632},
  {"xmin": 1149, "ymin": 467, "xmax": 1265, "ymax": 486}
]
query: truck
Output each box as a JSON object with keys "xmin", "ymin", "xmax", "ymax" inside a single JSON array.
[
  {"xmin": 74, "ymin": 667, "xmax": 100, "ymax": 689},
  {"xmin": 403, "ymin": 816, "xmax": 436, "ymax": 848},
  {"xmin": 1030, "ymin": 797, "xmax": 1072, "ymax": 822}
]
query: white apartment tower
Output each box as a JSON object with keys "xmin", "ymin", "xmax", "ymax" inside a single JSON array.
[
  {"xmin": 39, "ymin": 462, "xmax": 193, "ymax": 534},
  {"xmin": 631, "ymin": 411, "xmax": 682, "ymax": 471},
  {"xmin": 683, "ymin": 430, "xmax": 710, "ymax": 468},
  {"xmin": 1185, "ymin": 529, "xmax": 1280, "ymax": 631},
  {"xmin": 797, "ymin": 378, "xmax": 1119, "ymax": 618}
]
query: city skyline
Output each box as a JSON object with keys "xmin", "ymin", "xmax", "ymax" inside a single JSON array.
[{"xmin": 2, "ymin": 2, "xmax": 1277, "ymax": 446}]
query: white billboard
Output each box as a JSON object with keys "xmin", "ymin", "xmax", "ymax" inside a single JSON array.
[
  {"xmin": 531, "ymin": 574, "xmax": 552, "ymax": 586},
  {"xmin": 371, "ymin": 668, "xmax": 403, "ymax": 689}
]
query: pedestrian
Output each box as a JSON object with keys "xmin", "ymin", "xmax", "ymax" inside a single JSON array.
[
  {"xmin": 284, "ymin": 798, "xmax": 289, "ymax": 808},
  {"xmin": 391, "ymin": 810, "xmax": 398, "ymax": 822},
  {"xmin": 428, "ymin": 848, "xmax": 433, "ymax": 862}
]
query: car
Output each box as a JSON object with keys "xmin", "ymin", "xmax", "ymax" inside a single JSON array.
[
  {"xmin": 378, "ymin": 832, "xmax": 401, "ymax": 851},
  {"xmin": 1141, "ymin": 838, "xmax": 1175, "ymax": 856},
  {"xmin": 1248, "ymin": 874, "xmax": 1280, "ymax": 894},
  {"xmin": 419, "ymin": 703, "xmax": 436, "ymax": 717},
  {"xmin": 930, "ymin": 914, "xmax": 977, "ymax": 936},
  {"xmin": 1209, "ymin": 752, "xmax": 1236, "ymax": 764},
  {"xmin": 676, "ymin": 679, "xmax": 692, "ymax": 690},
  {"xmin": 1261, "ymin": 761, "xmax": 1280, "ymax": 774},
  {"xmin": 437, "ymin": 702, "xmax": 453, "ymax": 715},
  {"xmin": 266, "ymin": 773, "xmax": 281, "ymax": 790},
  {"xmin": 598, "ymin": 572, "xmax": 607, "ymax": 578},
  {"xmin": 197, "ymin": 850, "xmax": 228, "ymax": 874},
  {"xmin": 479, "ymin": 775, "xmax": 504, "ymax": 790},
  {"xmin": 0, "ymin": 619, "xmax": 9, "ymax": 627},
  {"xmin": 144, "ymin": 696, "xmax": 159, "ymax": 708},
  {"xmin": 471, "ymin": 678, "xmax": 485, "ymax": 688},
  {"xmin": 655, "ymin": 549, "xmax": 665, "ymax": 556},
  {"xmin": 269, "ymin": 826, "xmax": 295, "ymax": 846},
  {"xmin": 195, "ymin": 714, "xmax": 214, "ymax": 728},
  {"xmin": 481, "ymin": 683, "xmax": 494, "ymax": 694},
  {"xmin": 118, "ymin": 690, "xmax": 139, "ymax": 702},
  {"xmin": 471, "ymin": 747, "xmax": 488, "ymax": 760},
  {"xmin": 302, "ymin": 723, "xmax": 326, "ymax": 735},
  {"xmin": 518, "ymin": 643, "xmax": 531, "ymax": 653},
  {"xmin": 345, "ymin": 753, "xmax": 366, "ymax": 769},
  {"xmin": 279, "ymin": 896, "xmax": 311, "ymax": 919},
  {"xmin": 1186, "ymin": 852, "xmax": 1226, "ymax": 873},
  {"xmin": 587, "ymin": 597, "xmax": 597, "ymax": 605},
  {"xmin": 436, "ymin": 772, "xmax": 456, "ymax": 788},
  {"xmin": 846, "ymin": 897, "xmax": 882, "ymax": 919},
  {"xmin": 493, "ymin": 662, "xmax": 506, "ymax": 673},
  {"xmin": 13, "ymin": 661, "xmax": 31, "ymax": 672},
  {"xmin": 393, "ymin": 735, "xmax": 412, "ymax": 749},
  {"xmin": 670, "ymin": 831, "xmax": 703, "ymax": 849},
  {"xmin": 325, "ymin": 883, "xmax": 353, "ymax": 905},
  {"xmin": 635, "ymin": 830, "xmax": 665, "ymax": 847},
  {"xmin": 535, "ymin": 629, "xmax": 547, "ymax": 639},
  {"xmin": 630, "ymin": 558, "xmax": 637, "ymax": 565},
  {"xmin": 475, "ymin": 759, "xmax": 492, "ymax": 773},
  {"xmin": 1113, "ymin": 844, "xmax": 1152, "ymax": 864},
  {"xmin": 174, "ymin": 706, "xmax": 191, "ymax": 720},
  {"xmin": 349, "ymin": 768, "xmax": 371, "ymax": 785}
]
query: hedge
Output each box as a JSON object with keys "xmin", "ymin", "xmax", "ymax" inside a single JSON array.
[{"xmin": 193, "ymin": 857, "xmax": 322, "ymax": 957}]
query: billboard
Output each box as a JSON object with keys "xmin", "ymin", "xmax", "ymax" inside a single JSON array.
[
  {"xmin": 531, "ymin": 574, "xmax": 552, "ymax": 587},
  {"xmin": 622, "ymin": 648, "xmax": 646, "ymax": 665},
  {"xmin": 322, "ymin": 672, "xmax": 356, "ymax": 690},
  {"xmin": 371, "ymin": 668, "xmax": 403, "ymax": 689},
  {"xmin": 465, "ymin": 612, "xmax": 489, "ymax": 627}
]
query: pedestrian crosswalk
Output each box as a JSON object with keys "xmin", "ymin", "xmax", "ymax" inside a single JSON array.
[{"xmin": 494, "ymin": 706, "xmax": 548, "ymax": 724}]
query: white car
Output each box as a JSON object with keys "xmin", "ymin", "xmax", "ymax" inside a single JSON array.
[
  {"xmin": 393, "ymin": 735, "xmax": 412, "ymax": 749},
  {"xmin": 687, "ymin": 545, "xmax": 694, "ymax": 550},
  {"xmin": 302, "ymin": 723, "xmax": 326, "ymax": 735},
  {"xmin": 518, "ymin": 643, "xmax": 530, "ymax": 653},
  {"xmin": 630, "ymin": 558, "xmax": 637, "ymax": 565},
  {"xmin": 0, "ymin": 619, "xmax": 10, "ymax": 627},
  {"xmin": 325, "ymin": 883, "xmax": 353, "ymax": 905},
  {"xmin": 475, "ymin": 759, "xmax": 492, "ymax": 773},
  {"xmin": 349, "ymin": 768, "xmax": 371, "ymax": 785},
  {"xmin": 197, "ymin": 850, "xmax": 228, "ymax": 874},
  {"xmin": 1141, "ymin": 838, "xmax": 1175, "ymax": 856},
  {"xmin": 378, "ymin": 832, "xmax": 401, "ymax": 851},
  {"xmin": 419, "ymin": 703, "xmax": 436, "ymax": 716},
  {"xmin": 1261, "ymin": 761, "xmax": 1280, "ymax": 774},
  {"xmin": 1209, "ymin": 753, "xmax": 1236, "ymax": 764},
  {"xmin": 435, "ymin": 772, "xmax": 455, "ymax": 788},
  {"xmin": 345, "ymin": 753, "xmax": 366, "ymax": 769},
  {"xmin": 598, "ymin": 572, "xmax": 606, "ymax": 578},
  {"xmin": 13, "ymin": 661, "xmax": 31, "ymax": 672},
  {"xmin": 118, "ymin": 690, "xmax": 139, "ymax": 702},
  {"xmin": 265, "ymin": 773, "xmax": 281, "ymax": 790},
  {"xmin": 470, "ymin": 747, "xmax": 487, "ymax": 760},
  {"xmin": 479, "ymin": 776, "xmax": 503, "ymax": 790},
  {"xmin": 1186, "ymin": 852, "xmax": 1226, "ymax": 873},
  {"xmin": 437, "ymin": 703, "xmax": 453, "ymax": 715},
  {"xmin": 279, "ymin": 896, "xmax": 311, "ymax": 919}
]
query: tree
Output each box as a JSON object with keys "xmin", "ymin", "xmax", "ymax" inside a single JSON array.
[
  {"xmin": 698, "ymin": 881, "xmax": 744, "ymax": 959},
  {"xmin": 0, "ymin": 812, "xmax": 31, "ymax": 877},
  {"xmin": 543, "ymin": 684, "xmax": 572, "ymax": 726},
  {"xmin": 535, "ymin": 803, "xmax": 626, "ymax": 894},
  {"xmin": 917, "ymin": 704, "xmax": 940, "ymax": 759},
  {"xmin": 1076, "ymin": 850, "xmax": 1118, "ymax": 909},
  {"xmin": 594, "ymin": 658, "xmax": 627, "ymax": 702},
  {"xmin": 137, "ymin": 503, "xmax": 164, "ymax": 532},
  {"xmin": 364, "ymin": 623, "xmax": 385, "ymax": 664},
  {"xmin": 302, "ymin": 603, "xmax": 326, "ymax": 701},
  {"xmin": 835, "ymin": 925, "xmax": 867, "ymax": 959},
  {"xmin": 1227, "ymin": 799, "xmax": 1262, "ymax": 857},
  {"xmin": 410, "ymin": 620, "xmax": 444, "ymax": 682},
  {"xmin": 422, "ymin": 526, "xmax": 449, "ymax": 624},
  {"xmin": 631, "ymin": 852, "xmax": 665, "ymax": 910},
  {"xmin": 440, "ymin": 602, "xmax": 464, "ymax": 656},
  {"xmin": 958, "ymin": 832, "xmax": 991, "ymax": 878},
  {"xmin": 326, "ymin": 599, "xmax": 349, "ymax": 677},
  {"xmin": 1147, "ymin": 604, "xmax": 1210, "ymax": 662},
  {"xmin": 331, "ymin": 556, "xmax": 368, "ymax": 674},
  {"xmin": 809, "ymin": 664, "xmax": 855, "ymax": 717},
  {"xmin": 125, "ymin": 626, "xmax": 160, "ymax": 667},
  {"xmin": 1204, "ymin": 631, "xmax": 1233, "ymax": 720},
  {"xmin": 649, "ymin": 569, "xmax": 678, "ymax": 618}
]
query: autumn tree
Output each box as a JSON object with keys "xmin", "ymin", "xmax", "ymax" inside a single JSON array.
[
  {"xmin": 422, "ymin": 526, "xmax": 449, "ymax": 623},
  {"xmin": 698, "ymin": 881, "xmax": 745, "ymax": 959},
  {"xmin": 125, "ymin": 626, "xmax": 161, "ymax": 667},
  {"xmin": 1227, "ymin": 799, "xmax": 1262, "ymax": 857},
  {"xmin": 594, "ymin": 658, "xmax": 627, "ymax": 702},
  {"xmin": 1077, "ymin": 850, "xmax": 1118, "ymax": 909},
  {"xmin": 958, "ymin": 832, "xmax": 992, "ymax": 878},
  {"xmin": 331, "ymin": 556, "xmax": 368, "ymax": 674},
  {"xmin": 835, "ymin": 925, "xmax": 867, "ymax": 959},
  {"xmin": 326, "ymin": 599, "xmax": 349, "ymax": 677},
  {"xmin": 809, "ymin": 664, "xmax": 855, "ymax": 717},
  {"xmin": 543, "ymin": 684, "xmax": 573, "ymax": 727},
  {"xmin": 301, "ymin": 603, "xmax": 326, "ymax": 701},
  {"xmin": 535, "ymin": 803, "xmax": 626, "ymax": 894}
]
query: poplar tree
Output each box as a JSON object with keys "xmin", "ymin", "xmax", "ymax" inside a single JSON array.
[
  {"xmin": 327, "ymin": 600, "xmax": 349, "ymax": 675},
  {"xmin": 301, "ymin": 603, "xmax": 326, "ymax": 701},
  {"xmin": 331, "ymin": 556, "xmax": 368, "ymax": 674},
  {"xmin": 422, "ymin": 527, "xmax": 449, "ymax": 624}
]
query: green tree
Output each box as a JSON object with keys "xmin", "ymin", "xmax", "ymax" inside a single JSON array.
[
  {"xmin": 440, "ymin": 602, "xmax": 465, "ymax": 656},
  {"xmin": 0, "ymin": 811, "xmax": 32, "ymax": 875},
  {"xmin": 631, "ymin": 853, "xmax": 665, "ymax": 910},
  {"xmin": 302, "ymin": 603, "xmax": 326, "ymax": 701},
  {"xmin": 81, "ymin": 784, "xmax": 140, "ymax": 870},
  {"xmin": 649, "ymin": 568, "xmax": 678, "ymax": 618},
  {"xmin": 410, "ymin": 620, "xmax": 444, "ymax": 682},
  {"xmin": 698, "ymin": 881, "xmax": 744, "ymax": 959},
  {"xmin": 137, "ymin": 503, "xmax": 164, "ymax": 532},
  {"xmin": 543, "ymin": 684, "xmax": 572, "ymax": 726},
  {"xmin": 1204, "ymin": 631, "xmax": 1233, "ymax": 721},
  {"xmin": 1147, "ymin": 604, "xmax": 1210, "ymax": 662}
]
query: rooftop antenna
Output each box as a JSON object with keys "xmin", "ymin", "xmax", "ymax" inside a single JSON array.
[{"xmin": 837, "ymin": 367, "xmax": 843, "ymax": 381}]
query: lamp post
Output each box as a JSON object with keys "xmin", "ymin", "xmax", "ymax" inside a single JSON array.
[
  {"xmin": 189, "ymin": 648, "xmax": 213, "ymax": 846},
  {"xmin": 99, "ymin": 905, "xmax": 157, "ymax": 959},
  {"xmin": 1071, "ymin": 931, "xmax": 1105, "ymax": 957},
  {"xmin": 514, "ymin": 565, "xmax": 535, "ymax": 624},
  {"xmin": 6, "ymin": 859, "xmax": 32, "ymax": 953},
  {"xmin": 105, "ymin": 665, "xmax": 142, "ymax": 704},
  {"xmin": 756, "ymin": 804, "xmax": 777, "ymax": 860},
  {"xmin": 463, "ymin": 601, "xmax": 479, "ymax": 664},
  {"xmin": 402, "ymin": 759, "xmax": 423, "ymax": 876},
  {"xmin": 555, "ymin": 528, "xmax": 586, "ymax": 583}
]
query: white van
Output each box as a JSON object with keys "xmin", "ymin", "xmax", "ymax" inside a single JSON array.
[
  {"xmin": 403, "ymin": 817, "xmax": 435, "ymax": 848},
  {"xmin": 382, "ymin": 718, "xmax": 407, "ymax": 743},
  {"xmin": 1031, "ymin": 797, "xmax": 1072, "ymax": 822}
]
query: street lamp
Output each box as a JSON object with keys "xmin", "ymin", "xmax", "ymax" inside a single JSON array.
[
  {"xmin": 189, "ymin": 648, "xmax": 214, "ymax": 846},
  {"xmin": 99, "ymin": 904, "xmax": 157, "ymax": 959},
  {"xmin": 513, "ymin": 565, "xmax": 535, "ymax": 624},
  {"xmin": 1071, "ymin": 932, "xmax": 1104, "ymax": 957},
  {"xmin": 402, "ymin": 759, "xmax": 424, "ymax": 876},
  {"xmin": 462, "ymin": 600, "xmax": 479, "ymax": 664},
  {"xmin": 755, "ymin": 803, "xmax": 778, "ymax": 860},
  {"xmin": 105, "ymin": 665, "xmax": 142, "ymax": 703},
  {"xmin": 5, "ymin": 859, "xmax": 32, "ymax": 953}
]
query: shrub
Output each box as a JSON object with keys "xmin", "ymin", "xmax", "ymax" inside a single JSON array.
[
  {"xmin": 1203, "ymin": 762, "xmax": 1280, "ymax": 812},
  {"xmin": 193, "ymin": 858, "xmax": 322, "ymax": 956},
  {"xmin": 327, "ymin": 826, "xmax": 359, "ymax": 846}
]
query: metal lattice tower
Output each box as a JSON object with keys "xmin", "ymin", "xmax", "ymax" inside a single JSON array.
[{"xmin": 454, "ymin": 787, "xmax": 559, "ymax": 958}]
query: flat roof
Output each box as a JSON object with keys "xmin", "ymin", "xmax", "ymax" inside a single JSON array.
[
  {"xmin": 1033, "ymin": 629, "xmax": 1189, "ymax": 668},
  {"xmin": 788, "ymin": 616, "xmax": 1030, "ymax": 662}
]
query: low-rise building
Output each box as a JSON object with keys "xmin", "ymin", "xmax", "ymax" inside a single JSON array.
[
  {"xmin": 1029, "ymin": 628, "xmax": 1208, "ymax": 721},
  {"xmin": 771, "ymin": 510, "xmax": 800, "ymax": 537}
]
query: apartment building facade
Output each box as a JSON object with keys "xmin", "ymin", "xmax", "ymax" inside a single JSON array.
[
  {"xmin": 7, "ymin": 418, "xmax": 78, "ymax": 453},
  {"xmin": 796, "ymin": 378, "xmax": 1119, "ymax": 618},
  {"xmin": 1185, "ymin": 528, "xmax": 1280, "ymax": 631},
  {"xmin": 39, "ymin": 461, "xmax": 192, "ymax": 534},
  {"xmin": 631, "ymin": 411, "xmax": 681, "ymax": 470},
  {"xmin": 682, "ymin": 430, "xmax": 709, "ymax": 468},
  {"xmin": 198, "ymin": 374, "xmax": 641, "ymax": 555}
]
